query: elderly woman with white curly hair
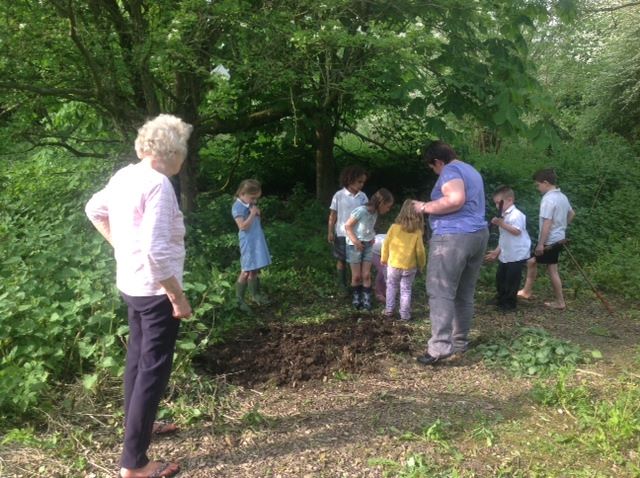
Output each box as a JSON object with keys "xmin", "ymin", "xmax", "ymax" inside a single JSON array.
[{"xmin": 86, "ymin": 114, "xmax": 192, "ymax": 478}]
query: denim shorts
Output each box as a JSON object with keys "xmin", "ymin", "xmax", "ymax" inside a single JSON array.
[{"xmin": 346, "ymin": 240, "xmax": 374, "ymax": 264}]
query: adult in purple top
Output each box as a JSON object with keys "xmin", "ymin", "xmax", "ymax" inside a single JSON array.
[
  {"xmin": 86, "ymin": 114, "xmax": 191, "ymax": 478},
  {"xmin": 412, "ymin": 141, "xmax": 489, "ymax": 365}
]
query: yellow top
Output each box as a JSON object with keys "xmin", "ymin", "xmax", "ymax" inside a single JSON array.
[{"xmin": 381, "ymin": 224, "xmax": 426, "ymax": 270}]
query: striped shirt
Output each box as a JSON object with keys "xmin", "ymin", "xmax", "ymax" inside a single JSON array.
[{"xmin": 85, "ymin": 162, "xmax": 185, "ymax": 297}]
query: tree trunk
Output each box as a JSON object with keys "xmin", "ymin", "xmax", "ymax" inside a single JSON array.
[
  {"xmin": 175, "ymin": 69, "xmax": 204, "ymax": 214},
  {"xmin": 178, "ymin": 130, "xmax": 200, "ymax": 214},
  {"xmin": 314, "ymin": 121, "xmax": 337, "ymax": 205}
]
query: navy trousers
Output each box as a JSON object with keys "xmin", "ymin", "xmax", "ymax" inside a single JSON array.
[
  {"xmin": 120, "ymin": 293, "xmax": 180, "ymax": 469},
  {"xmin": 496, "ymin": 260, "xmax": 526, "ymax": 310}
]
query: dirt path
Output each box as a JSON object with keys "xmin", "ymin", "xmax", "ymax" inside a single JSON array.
[{"xmin": 2, "ymin": 297, "xmax": 639, "ymax": 477}]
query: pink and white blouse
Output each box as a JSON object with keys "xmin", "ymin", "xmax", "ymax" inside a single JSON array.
[{"xmin": 85, "ymin": 163, "xmax": 185, "ymax": 297}]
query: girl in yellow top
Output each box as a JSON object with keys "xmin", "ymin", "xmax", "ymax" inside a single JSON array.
[{"xmin": 381, "ymin": 199, "xmax": 427, "ymax": 321}]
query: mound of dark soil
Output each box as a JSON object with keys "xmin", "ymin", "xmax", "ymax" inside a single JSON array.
[{"xmin": 195, "ymin": 315, "xmax": 414, "ymax": 386}]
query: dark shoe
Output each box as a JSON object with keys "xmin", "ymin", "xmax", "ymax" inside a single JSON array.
[
  {"xmin": 485, "ymin": 297, "xmax": 498, "ymax": 306},
  {"xmin": 416, "ymin": 353, "xmax": 440, "ymax": 366},
  {"xmin": 361, "ymin": 287, "xmax": 373, "ymax": 311},
  {"xmin": 352, "ymin": 286, "xmax": 362, "ymax": 309}
]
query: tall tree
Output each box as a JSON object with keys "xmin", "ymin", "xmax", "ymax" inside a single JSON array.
[
  {"xmin": 1, "ymin": 0, "xmax": 565, "ymax": 206},
  {"xmin": 0, "ymin": 0, "xmax": 285, "ymax": 210}
]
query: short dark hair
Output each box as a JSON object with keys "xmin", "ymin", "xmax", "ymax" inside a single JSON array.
[
  {"xmin": 493, "ymin": 185, "xmax": 515, "ymax": 200},
  {"xmin": 339, "ymin": 165, "xmax": 367, "ymax": 188},
  {"xmin": 421, "ymin": 140, "xmax": 458, "ymax": 165},
  {"xmin": 532, "ymin": 168, "xmax": 557, "ymax": 185}
]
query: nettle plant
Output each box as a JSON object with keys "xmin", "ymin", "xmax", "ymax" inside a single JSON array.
[
  {"xmin": 477, "ymin": 327, "xmax": 598, "ymax": 377},
  {"xmin": 0, "ymin": 157, "xmax": 124, "ymax": 420}
]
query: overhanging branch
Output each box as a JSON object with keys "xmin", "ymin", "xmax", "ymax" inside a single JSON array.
[
  {"xmin": 338, "ymin": 123, "xmax": 405, "ymax": 157},
  {"xmin": 591, "ymin": 1, "xmax": 640, "ymax": 12}
]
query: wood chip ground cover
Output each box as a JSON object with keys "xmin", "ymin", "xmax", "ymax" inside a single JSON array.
[{"xmin": 1, "ymin": 296, "xmax": 639, "ymax": 477}]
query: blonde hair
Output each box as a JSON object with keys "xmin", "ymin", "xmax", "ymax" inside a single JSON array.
[
  {"xmin": 135, "ymin": 114, "xmax": 193, "ymax": 163},
  {"xmin": 395, "ymin": 199, "xmax": 424, "ymax": 233},
  {"xmin": 235, "ymin": 179, "xmax": 262, "ymax": 197}
]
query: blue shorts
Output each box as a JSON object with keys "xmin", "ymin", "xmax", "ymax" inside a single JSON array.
[{"xmin": 346, "ymin": 240, "xmax": 374, "ymax": 264}]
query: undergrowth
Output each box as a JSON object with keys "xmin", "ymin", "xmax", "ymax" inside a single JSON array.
[{"xmin": 476, "ymin": 327, "xmax": 599, "ymax": 377}]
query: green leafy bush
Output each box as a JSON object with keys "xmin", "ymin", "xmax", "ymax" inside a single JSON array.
[
  {"xmin": 477, "ymin": 327, "xmax": 587, "ymax": 377},
  {"xmin": 472, "ymin": 134, "xmax": 640, "ymax": 296},
  {"xmin": 0, "ymin": 155, "xmax": 123, "ymax": 421}
]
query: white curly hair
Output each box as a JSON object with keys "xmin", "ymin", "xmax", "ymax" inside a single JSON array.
[{"xmin": 134, "ymin": 114, "xmax": 193, "ymax": 164}]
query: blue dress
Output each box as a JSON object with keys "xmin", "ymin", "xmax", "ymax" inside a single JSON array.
[{"xmin": 232, "ymin": 199, "xmax": 272, "ymax": 271}]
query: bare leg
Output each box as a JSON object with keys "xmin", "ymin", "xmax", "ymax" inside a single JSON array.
[
  {"xmin": 545, "ymin": 263, "xmax": 566, "ymax": 309},
  {"xmin": 361, "ymin": 261, "xmax": 373, "ymax": 287},
  {"xmin": 518, "ymin": 257, "xmax": 537, "ymax": 299},
  {"xmin": 350, "ymin": 262, "xmax": 362, "ymax": 287}
]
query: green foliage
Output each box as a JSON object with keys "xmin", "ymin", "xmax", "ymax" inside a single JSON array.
[
  {"xmin": 399, "ymin": 419, "xmax": 450, "ymax": 443},
  {"xmin": 472, "ymin": 134, "xmax": 640, "ymax": 296},
  {"xmin": 370, "ymin": 453, "xmax": 466, "ymax": 478},
  {"xmin": 0, "ymin": 155, "xmax": 124, "ymax": 421},
  {"xmin": 531, "ymin": 371, "xmax": 591, "ymax": 408},
  {"xmin": 0, "ymin": 153, "xmax": 233, "ymax": 423},
  {"xmin": 477, "ymin": 327, "xmax": 587, "ymax": 377},
  {"xmin": 240, "ymin": 406, "xmax": 273, "ymax": 430}
]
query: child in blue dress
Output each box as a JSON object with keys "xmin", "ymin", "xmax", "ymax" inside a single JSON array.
[
  {"xmin": 344, "ymin": 188, "xmax": 394, "ymax": 310},
  {"xmin": 232, "ymin": 179, "xmax": 272, "ymax": 312}
]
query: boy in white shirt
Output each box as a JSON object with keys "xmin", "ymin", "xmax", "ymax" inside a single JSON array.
[
  {"xmin": 518, "ymin": 169, "xmax": 575, "ymax": 310},
  {"xmin": 328, "ymin": 166, "xmax": 368, "ymax": 293},
  {"xmin": 484, "ymin": 186, "xmax": 531, "ymax": 311}
]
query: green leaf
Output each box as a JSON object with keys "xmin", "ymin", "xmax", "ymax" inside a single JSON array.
[
  {"xmin": 177, "ymin": 341, "xmax": 197, "ymax": 351},
  {"xmin": 82, "ymin": 374, "xmax": 98, "ymax": 391}
]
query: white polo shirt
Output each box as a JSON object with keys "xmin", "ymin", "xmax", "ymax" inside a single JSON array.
[
  {"xmin": 329, "ymin": 188, "xmax": 368, "ymax": 237},
  {"xmin": 498, "ymin": 205, "xmax": 531, "ymax": 263}
]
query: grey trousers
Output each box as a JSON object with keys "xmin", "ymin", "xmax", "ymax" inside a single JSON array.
[{"xmin": 426, "ymin": 229, "xmax": 489, "ymax": 358}]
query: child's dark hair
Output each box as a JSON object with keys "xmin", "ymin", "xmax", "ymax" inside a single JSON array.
[
  {"xmin": 421, "ymin": 140, "xmax": 458, "ymax": 165},
  {"xmin": 339, "ymin": 165, "xmax": 367, "ymax": 188},
  {"xmin": 532, "ymin": 168, "xmax": 557, "ymax": 185},
  {"xmin": 492, "ymin": 185, "xmax": 515, "ymax": 200},
  {"xmin": 235, "ymin": 179, "xmax": 262, "ymax": 197},
  {"xmin": 367, "ymin": 188, "xmax": 393, "ymax": 212}
]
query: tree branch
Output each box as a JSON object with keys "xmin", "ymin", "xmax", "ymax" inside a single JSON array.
[
  {"xmin": 339, "ymin": 123, "xmax": 404, "ymax": 157},
  {"xmin": 0, "ymin": 82, "xmax": 92, "ymax": 100},
  {"xmin": 591, "ymin": 1, "xmax": 640, "ymax": 12},
  {"xmin": 50, "ymin": 0, "xmax": 106, "ymax": 98},
  {"xmin": 32, "ymin": 141, "xmax": 111, "ymax": 158},
  {"xmin": 198, "ymin": 102, "xmax": 292, "ymax": 136}
]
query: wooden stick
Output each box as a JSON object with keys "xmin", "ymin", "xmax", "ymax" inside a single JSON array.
[{"xmin": 562, "ymin": 243, "xmax": 615, "ymax": 316}]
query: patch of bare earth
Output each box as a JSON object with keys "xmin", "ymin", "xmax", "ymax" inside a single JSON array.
[{"xmin": 2, "ymin": 298, "xmax": 639, "ymax": 477}]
